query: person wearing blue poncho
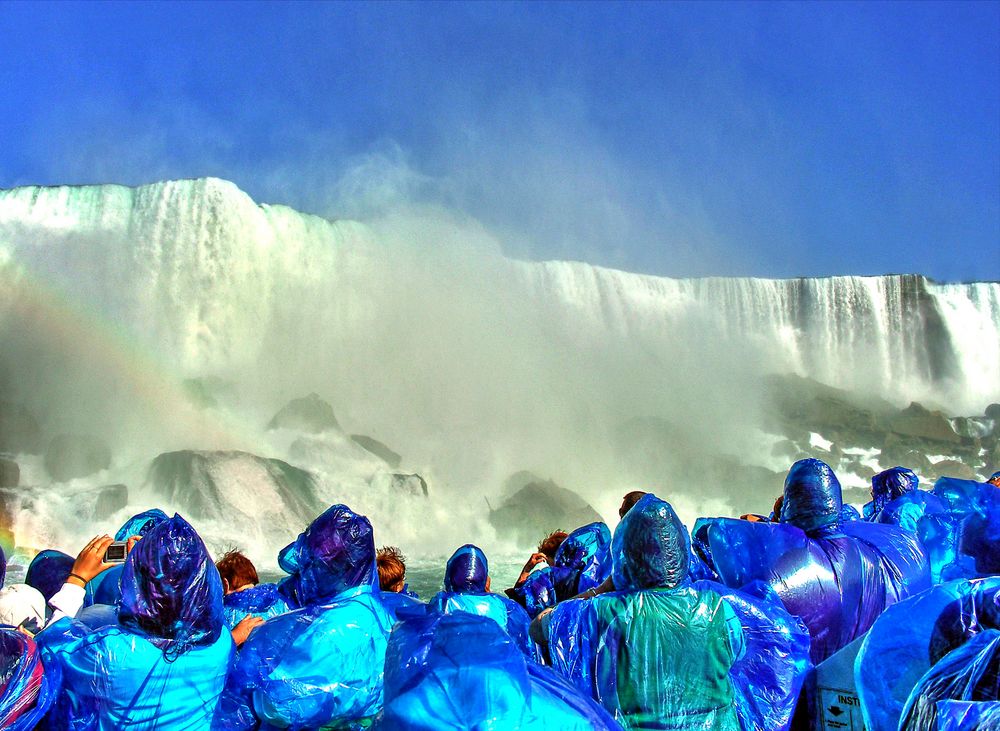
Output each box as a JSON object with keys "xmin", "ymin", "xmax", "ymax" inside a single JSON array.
[
  {"xmin": 24, "ymin": 550, "xmax": 74, "ymax": 605},
  {"xmin": 215, "ymin": 504, "xmax": 397, "ymax": 730},
  {"xmin": 694, "ymin": 459, "xmax": 930, "ymax": 664},
  {"xmin": 376, "ymin": 609, "xmax": 621, "ymax": 730},
  {"xmin": 863, "ymin": 466, "xmax": 945, "ymax": 532},
  {"xmin": 427, "ymin": 545, "xmax": 534, "ymax": 658},
  {"xmin": 84, "ymin": 508, "xmax": 169, "ymax": 608},
  {"xmin": 545, "ymin": 494, "xmax": 743, "ymax": 730},
  {"xmin": 216, "ymin": 551, "xmax": 289, "ymax": 630},
  {"xmin": 0, "ymin": 627, "xmax": 59, "ymax": 730},
  {"xmin": 37, "ymin": 514, "xmax": 234, "ymax": 730}
]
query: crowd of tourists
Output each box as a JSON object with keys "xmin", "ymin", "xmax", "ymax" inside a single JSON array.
[{"xmin": 0, "ymin": 458, "xmax": 998, "ymax": 730}]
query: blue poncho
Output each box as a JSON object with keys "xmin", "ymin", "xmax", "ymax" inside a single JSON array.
[
  {"xmin": 548, "ymin": 494, "xmax": 743, "ymax": 730},
  {"xmin": 215, "ymin": 504, "xmax": 397, "ymax": 730},
  {"xmin": 0, "ymin": 628, "xmax": 59, "ymax": 730},
  {"xmin": 549, "ymin": 522, "xmax": 612, "ymax": 600},
  {"xmin": 85, "ymin": 508, "xmax": 169, "ymax": 608},
  {"xmin": 222, "ymin": 584, "xmax": 289, "ymax": 629},
  {"xmin": 696, "ymin": 459, "xmax": 930, "ymax": 664},
  {"xmin": 38, "ymin": 514, "xmax": 234, "ymax": 730},
  {"xmin": 918, "ymin": 477, "xmax": 1000, "ymax": 580},
  {"xmin": 856, "ymin": 576, "xmax": 1000, "ymax": 731},
  {"xmin": 508, "ymin": 566, "xmax": 559, "ymax": 619},
  {"xmin": 24, "ymin": 549, "xmax": 73, "ymax": 603},
  {"xmin": 428, "ymin": 545, "xmax": 534, "ymax": 659},
  {"xmin": 377, "ymin": 610, "xmax": 621, "ymax": 730},
  {"xmin": 864, "ymin": 466, "xmax": 920, "ymax": 519}
]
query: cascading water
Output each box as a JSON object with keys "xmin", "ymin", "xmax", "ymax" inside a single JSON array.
[{"xmin": 0, "ymin": 177, "xmax": 997, "ymax": 567}]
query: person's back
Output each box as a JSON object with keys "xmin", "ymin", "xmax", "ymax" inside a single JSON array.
[
  {"xmin": 377, "ymin": 610, "xmax": 619, "ymax": 730},
  {"xmin": 0, "ymin": 628, "xmax": 56, "ymax": 730},
  {"xmin": 548, "ymin": 494, "xmax": 741, "ymax": 731},
  {"xmin": 216, "ymin": 504, "xmax": 396, "ymax": 730},
  {"xmin": 37, "ymin": 515, "xmax": 233, "ymax": 731},
  {"xmin": 427, "ymin": 545, "xmax": 534, "ymax": 658},
  {"xmin": 217, "ymin": 550, "xmax": 288, "ymax": 629}
]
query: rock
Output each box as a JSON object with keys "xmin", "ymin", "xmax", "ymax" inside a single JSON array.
[
  {"xmin": 267, "ymin": 394, "xmax": 340, "ymax": 433},
  {"xmin": 890, "ymin": 402, "xmax": 960, "ymax": 444},
  {"xmin": 841, "ymin": 461, "xmax": 876, "ymax": 480},
  {"xmin": 930, "ymin": 459, "xmax": 980, "ymax": 481},
  {"xmin": 489, "ymin": 479, "xmax": 603, "ymax": 548},
  {"xmin": 985, "ymin": 403, "xmax": 1000, "ymax": 422},
  {"xmin": 44, "ymin": 434, "xmax": 111, "ymax": 482},
  {"xmin": 771, "ymin": 440, "xmax": 800, "ymax": 461},
  {"xmin": 0, "ymin": 458, "xmax": 18, "ymax": 487},
  {"xmin": 93, "ymin": 484, "xmax": 128, "ymax": 519},
  {"xmin": 0, "ymin": 401, "xmax": 42, "ymax": 454},
  {"xmin": 182, "ymin": 379, "xmax": 218, "ymax": 409},
  {"xmin": 148, "ymin": 450, "xmax": 321, "ymax": 525},
  {"xmin": 984, "ymin": 442, "xmax": 1000, "ymax": 473},
  {"xmin": 372, "ymin": 473, "xmax": 428, "ymax": 497},
  {"xmin": 878, "ymin": 446, "xmax": 933, "ymax": 475},
  {"xmin": 349, "ymin": 435, "xmax": 402, "ymax": 469}
]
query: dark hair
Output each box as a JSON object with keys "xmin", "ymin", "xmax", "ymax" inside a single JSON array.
[
  {"xmin": 537, "ymin": 531, "xmax": 568, "ymax": 563},
  {"xmin": 216, "ymin": 550, "xmax": 259, "ymax": 591},
  {"xmin": 377, "ymin": 546, "xmax": 407, "ymax": 591}
]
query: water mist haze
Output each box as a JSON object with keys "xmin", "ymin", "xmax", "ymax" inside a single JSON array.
[{"xmin": 0, "ymin": 175, "xmax": 997, "ymax": 572}]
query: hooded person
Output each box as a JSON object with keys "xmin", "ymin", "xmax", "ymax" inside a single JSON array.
[
  {"xmin": 864, "ymin": 467, "xmax": 945, "ymax": 531},
  {"xmin": 377, "ymin": 610, "xmax": 621, "ymax": 730},
  {"xmin": 24, "ymin": 550, "xmax": 74, "ymax": 605},
  {"xmin": 84, "ymin": 508, "xmax": 169, "ymax": 608},
  {"xmin": 36, "ymin": 514, "xmax": 234, "ymax": 730},
  {"xmin": 215, "ymin": 504, "xmax": 397, "ymax": 730},
  {"xmin": 545, "ymin": 494, "xmax": 743, "ymax": 730},
  {"xmin": 216, "ymin": 551, "xmax": 289, "ymax": 630},
  {"xmin": 427, "ymin": 545, "xmax": 534, "ymax": 658},
  {"xmin": 0, "ymin": 628, "xmax": 59, "ymax": 730},
  {"xmin": 695, "ymin": 459, "xmax": 930, "ymax": 664},
  {"xmin": 548, "ymin": 522, "xmax": 612, "ymax": 601}
]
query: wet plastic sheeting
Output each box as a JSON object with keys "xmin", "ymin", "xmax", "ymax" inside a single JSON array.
[
  {"xmin": 548, "ymin": 495, "xmax": 743, "ymax": 730},
  {"xmin": 38, "ymin": 515, "xmax": 234, "ymax": 730},
  {"xmin": 509, "ymin": 566, "xmax": 558, "ymax": 618},
  {"xmin": 899, "ymin": 629, "xmax": 1000, "ymax": 730},
  {"xmin": 874, "ymin": 491, "xmax": 947, "ymax": 533},
  {"xmin": 856, "ymin": 577, "xmax": 1000, "ymax": 731},
  {"xmin": 276, "ymin": 504, "xmax": 379, "ymax": 609},
  {"xmin": 24, "ymin": 550, "xmax": 73, "ymax": 603},
  {"xmin": 934, "ymin": 700, "xmax": 1000, "ymax": 730},
  {"xmin": 113, "ymin": 508, "xmax": 169, "ymax": 542},
  {"xmin": 221, "ymin": 583, "xmax": 289, "ymax": 629},
  {"xmin": 916, "ymin": 478, "xmax": 1000, "ymax": 583},
  {"xmin": 864, "ymin": 467, "xmax": 920, "ymax": 519},
  {"xmin": 377, "ymin": 610, "xmax": 621, "ymax": 730},
  {"xmin": 549, "ymin": 522, "xmax": 612, "ymax": 600},
  {"xmin": 215, "ymin": 504, "xmax": 395, "ymax": 730},
  {"xmin": 693, "ymin": 580, "xmax": 812, "ymax": 731},
  {"xmin": 0, "ymin": 628, "xmax": 58, "ymax": 730},
  {"xmin": 216, "ymin": 586, "xmax": 396, "ymax": 730}
]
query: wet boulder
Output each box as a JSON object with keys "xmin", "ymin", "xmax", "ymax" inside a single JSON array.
[
  {"xmin": 147, "ymin": 450, "xmax": 321, "ymax": 526},
  {"xmin": 490, "ymin": 478, "xmax": 602, "ymax": 548},
  {"xmin": 92, "ymin": 484, "xmax": 128, "ymax": 520},
  {"xmin": 890, "ymin": 402, "xmax": 960, "ymax": 445},
  {"xmin": 44, "ymin": 434, "xmax": 111, "ymax": 482},
  {"xmin": 0, "ymin": 401, "xmax": 42, "ymax": 454},
  {"xmin": 267, "ymin": 394, "xmax": 340, "ymax": 433},
  {"xmin": 350, "ymin": 435, "xmax": 402, "ymax": 468},
  {"xmin": 372, "ymin": 472, "xmax": 428, "ymax": 497},
  {"xmin": 929, "ymin": 459, "xmax": 979, "ymax": 481}
]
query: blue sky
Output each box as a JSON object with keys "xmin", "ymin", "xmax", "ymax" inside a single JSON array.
[{"xmin": 1, "ymin": 1, "xmax": 997, "ymax": 280}]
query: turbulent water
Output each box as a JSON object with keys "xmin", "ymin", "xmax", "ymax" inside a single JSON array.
[{"xmin": 0, "ymin": 177, "xmax": 997, "ymax": 567}]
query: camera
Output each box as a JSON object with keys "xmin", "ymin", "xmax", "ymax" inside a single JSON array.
[{"xmin": 103, "ymin": 541, "xmax": 128, "ymax": 563}]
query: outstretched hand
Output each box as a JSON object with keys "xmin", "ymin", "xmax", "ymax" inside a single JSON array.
[
  {"xmin": 67, "ymin": 535, "xmax": 117, "ymax": 587},
  {"xmin": 231, "ymin": 616, "xmax": 265, "ymax": 647}
]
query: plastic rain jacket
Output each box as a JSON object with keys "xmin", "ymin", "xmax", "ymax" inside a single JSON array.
[
  {"xmin": 376, "ymin": 609, "xmax": 621, "ymax": 730},
  {"xmin": 215, "ymin": 504, "xmax": 397, "ymax": 731},
  {"xmin": 547, "ymin": 494, "xmax": 743, "ymax": 731},
  {"xmin": 85, "ymin": 509, "xmax": 170, "ymax": 608},
  {"xmin": 0, "ymin": 627, "xmax": 58, "ymax": 730},
  {"xmin": 917, "ymin": 477, "xmax": 1000, "ymax": 581},
  {"xmin": 856, "ymin": 576, "xmax": 1000, "ymax": 731},
  {"xmin": 222, "ymin": 584, "xmax": 289, "ymax": 630},
  {"xmin": 25, "ymin": 550, "xmax": 74, "ymax": 604},
  {"xmin": 694, "ymin": 459, "xmax": 930, "ymax": 664},
  {"xmin": 37, "ymin": 514, "xmax": 234, "ymax": 731},
  {"xmin": 427, "ymin": 545, "xmax": 534, "ymax": 658}
]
